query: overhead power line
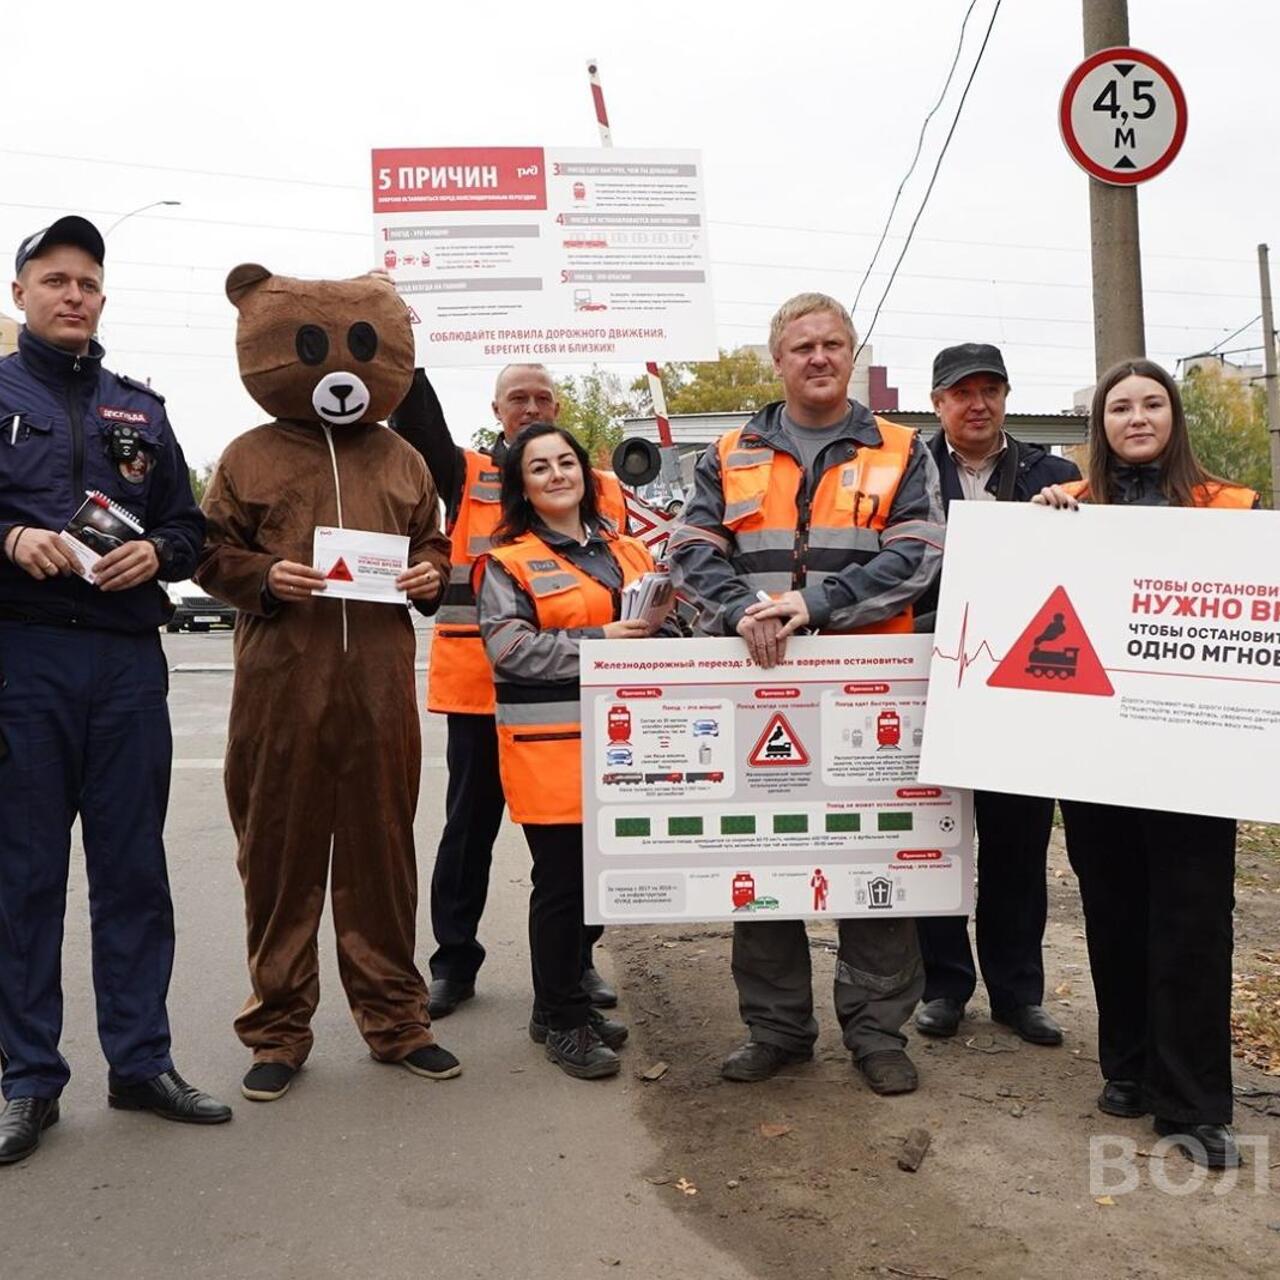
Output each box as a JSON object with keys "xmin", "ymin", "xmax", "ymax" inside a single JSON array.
[
  {"xmin": 856, "ymin": 0, "xmax": 1004, "ymax": 361},
  {"xmin": 850, "ymin": 0, "xmax": 980, "ymax": 318}
]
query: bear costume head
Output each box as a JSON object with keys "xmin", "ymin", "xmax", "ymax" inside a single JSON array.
[{"xmin": 226, "ymin": 264, "xmax": 413, "ymax": 426}]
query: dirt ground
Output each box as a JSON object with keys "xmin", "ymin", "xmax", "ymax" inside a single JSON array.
[{"xmin": 606, "ymin": 823, "xmax": 1280, "ymax": 1280}]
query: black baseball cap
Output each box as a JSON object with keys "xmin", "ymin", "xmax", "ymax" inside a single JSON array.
[
  {"xmin": 15, "ymin": 215, "xmax": 106, "ymax": 276},
  {"xmin": 931, "ymin": 342, "xmax": 1008, "ymax": 390}
]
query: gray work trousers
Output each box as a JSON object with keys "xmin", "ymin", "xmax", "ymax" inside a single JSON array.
[{"xmin": 731, "ymin": 918, "xmax": 923, "ymax": 1059}]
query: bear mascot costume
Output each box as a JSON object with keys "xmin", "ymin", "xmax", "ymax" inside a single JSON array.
[{"xmin": 197, "ymin": 265, "xmax": 459, "ymax": 1101}]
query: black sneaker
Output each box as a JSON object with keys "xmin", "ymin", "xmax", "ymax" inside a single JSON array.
[
  {"xmin": 241, "ymin": 1062, "xmax": 296, "ymax": 1102},
  {"xmin": 529, "ymin": 1006, "xmax": 629, "ymax": 1050},
  {"xmin": 544, "ymin": 1025, "xmax": 621, "ymax": 1080},
  {"xmin": 399, "ymin": 1045, "xmax": 462, "ymax": 1080}
]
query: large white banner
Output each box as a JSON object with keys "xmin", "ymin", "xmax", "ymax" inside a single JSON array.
[
  {"xmin": 918, "ymin": 502, "xmax": 1280, "ymax": 822},
  {"xmin": 371, "ymin": 146, "xmax": 717, "ymax": 367},
  {"xmin": 580, "ymin": 636, "xmax": 974, "ymax": 925}
]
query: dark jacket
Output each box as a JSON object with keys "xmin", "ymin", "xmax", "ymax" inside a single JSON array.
[
  {"xmin": 0, "ymin": 327, "xmax": 204, "ymax": 631},
  {"xmin": 915, "ymin": 429, "xmax": 1080, "ymax": 626}
]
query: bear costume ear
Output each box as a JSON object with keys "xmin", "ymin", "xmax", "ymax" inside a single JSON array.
[{"xmin": 226, "ymin": 263, "xmax": 273, "ymax": 307}]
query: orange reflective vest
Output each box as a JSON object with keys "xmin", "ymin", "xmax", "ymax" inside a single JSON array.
[
  {"xmin": 427, "ymin": 447, "xmax": 629, "ymax": 714},
  {"xmin": 716, "ymin": 418, "xmax": 918, "ymax": 634},
  {"xmin": 1061, "ymin": 479, "xmax": 1258, "ymax": 508},
  {"xmin": 485, "ymin": 531, "xmax": 654, "ymax": 824}
]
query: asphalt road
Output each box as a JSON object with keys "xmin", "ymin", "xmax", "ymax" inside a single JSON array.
[{"xmin": 3, "ymin": 626, "xmax": 750, "ymax": 1280}]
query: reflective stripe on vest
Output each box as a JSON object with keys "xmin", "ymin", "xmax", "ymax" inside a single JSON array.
[
  {"xmin": 716, "ymin": 417, "xmax": 917, "ymax": 635},
  {"xmin": 426, "ymin": 449, "xmax": 630, "ymax": 714},
  {"xmin": 1061, "ymin": 479, "xmax": 1259, "ymax": 509},
  {"xmin": 487, "ymin": 531, "xmax": 653, "ymax": 824}
]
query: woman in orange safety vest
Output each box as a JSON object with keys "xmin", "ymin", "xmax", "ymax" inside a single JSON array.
[
  {"xmin": 475, "ymin": 423, "xmax": 673, "ymax": 1080},
  {"xmin": 1035, "ymin": 358, "xmax": 1258, "ymax": 1170}
]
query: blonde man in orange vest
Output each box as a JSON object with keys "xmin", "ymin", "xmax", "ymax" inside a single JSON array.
[
  {"xmin": 390, "ymin": 365, "xmax": 628, "ymax": 1017},
  {"xmin": 669, "ymin": 293, "xmax": 945, "ymax": 1094}
]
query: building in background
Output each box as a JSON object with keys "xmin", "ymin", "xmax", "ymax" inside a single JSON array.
[{"xmin": 0, "ymin": 312, "xmax": 17, "ymax": 357}]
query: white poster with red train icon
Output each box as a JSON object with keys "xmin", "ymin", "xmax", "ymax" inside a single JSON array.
[
  {"xmin": 918, "ymin": 502, "xmax": 1280, "ymax": 822},
  {"xmin": 579, "ymin": 635, "xmax": 974, "ymax": 925},
  {"xmin": 370, "ymin": 146, "xmax": 717, "ymax": 367}
]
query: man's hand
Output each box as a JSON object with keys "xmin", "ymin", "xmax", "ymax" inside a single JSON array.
[
  {"xmin": 602, "ymin": 619, "xmax": 656, "ymax": 640},
  {"xmin": 267, "ymin": 560, "xmax": 327, "ymax": 601},
  {"xmin": 396, "ymin": 560, "xmax": 442, "ymax": 602},
  {"xmin": 6, "ymin": 527, "xmax": 82, "ymax": 580},
  {"xmin": 736, "ymin": 612, "xmax": 788, "ymax": 669},
  {"xmin": 95, "ymin": 539, "xmax": 160, "ymax": 592},
  {"xmin": 1031, "ymin": 485, "xmax": 1080, "ymax": 510},
  {"xmin": 743, "ymin": 590, "xmax": 811, "ymax": 638}
]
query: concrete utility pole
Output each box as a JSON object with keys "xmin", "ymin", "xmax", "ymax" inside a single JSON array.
[
  {"xmin": 1258, "ymin": 244, "xmax": 1280, "ymax": 510},
  {"xmin": 1083, "ymin": 0, "xmax": 1146, "ymax": 376}
]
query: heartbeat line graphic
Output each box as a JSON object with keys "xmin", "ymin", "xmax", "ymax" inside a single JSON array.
[{"xmin": 931, "ymin": 603, "xmax": 1004, "ymax": 688}]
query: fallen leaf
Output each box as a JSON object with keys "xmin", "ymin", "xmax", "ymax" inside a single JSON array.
[
  {"xmin": 1095, "ymin": 1195, "xmax": 1116, "ymax": 1207},
  {"xmin": 1054, "ymin": 982, "xmax": 1073, "ymax": 997},
  {"xmin": 759, "ymin": 1122, "xmax": 793, "ymax": 1138},
  {"xmin": 640, "ymin": 1061, "xmax": 669, "ymax": 1082},
  {"xmin": 674, "ymin": 1177, "xmax": 698, "ymax": 1196}
]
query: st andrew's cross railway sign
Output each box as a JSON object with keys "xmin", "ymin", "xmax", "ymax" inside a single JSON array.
[{"xmin": 1059, "ymin": 47, "xmax": 1187, "ymax": 186}]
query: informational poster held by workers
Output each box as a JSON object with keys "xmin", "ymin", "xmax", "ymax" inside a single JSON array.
[
  {"xmin": 918, "ymin": 502, "xmax": 1280, "ymax": 822},
  {"xmin": 370, "ymin": 145, "xmax": 717, "ymax": 366},
  {"xmin": 580, "ymin": 636, "xmax": 974, "ymax": 926}
]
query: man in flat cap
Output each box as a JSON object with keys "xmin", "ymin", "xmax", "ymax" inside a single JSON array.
[
  {"xmin": 0, "ymin": 216, "xmax": 230, "ymax": 1167},
  {"xmin": 914, "ymin": 342, "xmax": 1079, "ymax": 1048}
]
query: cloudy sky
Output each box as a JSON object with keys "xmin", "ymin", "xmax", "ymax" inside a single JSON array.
[{"xmin": 3, "ymin": 0, "xmax": 1274, "ymax": 466}]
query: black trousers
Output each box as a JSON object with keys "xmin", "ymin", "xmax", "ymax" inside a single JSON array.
[
  {"xmin": 917, "ymin": 790, "xmax": 1052, "ymax": 1011},
  {"xmin": 1060, "ymin": 800, "xmax": 1235, "ymax": 1125},
  {"xmin": 522, "ymin": 824, "xmax": 593, "ymax": 1030},
  {"xmin": 429, "ymin": 714, "xmax": 599, "ymax": 983}
]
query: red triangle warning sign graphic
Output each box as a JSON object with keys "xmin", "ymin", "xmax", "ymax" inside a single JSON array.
[
  {"xmin": 326, "ymin": 556, "xmax": 355, "ymax": 582},
  {"xmin": 406, "ymin": 305, "xmax": 421, "ymax": 324},
  {"xmin": 748, "ymin": 712, "xmax": 811, "ymax": 767},
  {"xmin": 987, "ymin": 586, "xmax": 1114, "ymax": 696}
]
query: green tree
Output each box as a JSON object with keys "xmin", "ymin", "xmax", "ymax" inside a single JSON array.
[
  {"xmin": 631, "ymin": 347, "xmax": 782, "ymax": 415},
  {"xmin": 187, "ymin": 463, "xmax": 213, "ymax": 504},
  {"xmin": 1183, "ymin": 364, "xmax": 1272, "ymax": 504},
  {"xmin": 555, "ymin": 369, "xmax": 629, "ymax": 465}
]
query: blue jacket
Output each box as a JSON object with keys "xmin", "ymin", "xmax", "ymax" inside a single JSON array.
[{"xmin": 0, "ymin": 327, "xmax": 204, "ymax": 632}]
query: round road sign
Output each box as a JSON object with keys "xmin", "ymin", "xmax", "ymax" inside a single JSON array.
[{"xmin": 1059, "ymin": 46, "xmax": 1187, "ymax": 185}]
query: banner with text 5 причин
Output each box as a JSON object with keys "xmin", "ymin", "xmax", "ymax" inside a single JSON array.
[
  {"xmin": 579, "ymin": 636, "xmax": 974, "ymax": 926},
  {"xmin": 370, "ymin": 146, "xmax": 716, "ymax": 367},
  {"xmin": 917, "ymin": 502, "xmax": 1280, "ymax": 822}
]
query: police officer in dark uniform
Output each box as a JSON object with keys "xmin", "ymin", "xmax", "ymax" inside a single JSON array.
[
  {"xmin": 0, "ymin": 216, "xmax": 231, "ymax": 1167},
  {"xmin": 913, "ymin": 343, "xmax": 1079, "ymax": 1047}
]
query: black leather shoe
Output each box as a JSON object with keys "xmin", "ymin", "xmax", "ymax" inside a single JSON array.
[
  {"xmin": 856, "ymin": 1049, "xmax": 920, "ymax": 1095},
  {"xmin": 427, "ymin": 978, "xmax": 476, "ymax": 1018},
  {"xmin": 108, "ymin": 1069, "xmax": 232, "ymax": 1124},
  {"xmin": 720, "ymin": 1040, "xmax": 813, "ymax": 1083},
  {"xmin": 241, "ymin": 1062, "xmax": 296, "ymax": 1102},
  {"xmin": 545, "ymin": 1025, "xmax": 620, "ymax": 1079},
  {"xmin": 914, "ymin": 997, "xmax": 965, "ymax": 1038},
  {"xmin": 580, "ymin": 966, "xmax": 618, "ymax": 1009},
  {"xmin": 399, "ymin": 1044, "xmax": 462, "ymax": 1080},
  {"xmin": 529, "ymin": 1006, "xmax": 628, "ymax": 1050},
  {"xmin": 992, "ymin": 1004, "xmax": 1064, "ymax": 1046},
  {"xmin": 0, "ymin": 1097, "xmax": 59, "ymax": 1166},
  {"xmin": 1098, "ymin": 1079, "xmax": 1145, "ymax": 1118},
  {"xmin": 1153, "ymin": 1118, "xmax": 1243, "ymax": 1169}
]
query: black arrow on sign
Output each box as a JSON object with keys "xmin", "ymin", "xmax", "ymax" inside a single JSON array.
[
  {"xmin": 1114, "ymin": 155, "xmax": 1136, "ymax": 169},
  {"xmin": 1115, "ymin": 63, "xmax": 1135, "ymax": 77}
]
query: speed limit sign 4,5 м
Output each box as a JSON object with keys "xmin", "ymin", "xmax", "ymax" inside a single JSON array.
[{"xmin": 1059, "ymin": 46, "xmax": 1187, "ymax": 185}]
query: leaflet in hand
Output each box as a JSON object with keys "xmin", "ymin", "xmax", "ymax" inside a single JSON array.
[
  {"xmin": 313, "ymin": 526, "xmax": 409, "ymax": 604},
  {"xmin": 60, "ymin": 490, "xmax": 145, "ymax": 585},
  {"xmin": 620, "ymin": 571, "xmax": 675, "ymax": 628}
]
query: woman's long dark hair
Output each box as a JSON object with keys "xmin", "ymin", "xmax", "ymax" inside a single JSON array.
[
  {"xmin": 492, "ymin": 422, "xmax": 605, "ymax": 546},
  {"xmin": 1085, "ymin": 358, "xmax": 1224, "ymax": 507}
]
